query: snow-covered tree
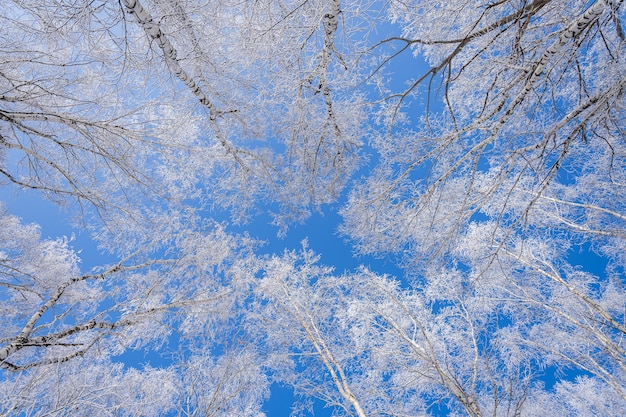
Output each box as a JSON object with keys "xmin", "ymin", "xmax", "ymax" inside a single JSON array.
[
  {"xmin": 0, "ymin": 207, "xmax": 268, "ymax": 415},
  {"xmin": 342, "ymin": 0, "xmax": 626, "ymax": 265},
  {"xmin": 1, "ymin": 0, "xmax": 624, "ymax": 415},
  {"xmin": 253, "ymin": 244, "xmax": 625, "ymax": 416}
]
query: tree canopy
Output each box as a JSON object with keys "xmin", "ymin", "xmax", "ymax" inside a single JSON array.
[{"xmin": 1, "ymin": 0, "xmax": 625, "ymax": 416}]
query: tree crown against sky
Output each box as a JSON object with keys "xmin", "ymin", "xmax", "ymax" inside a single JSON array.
[{"xmin": 1, "ymin": 0, "xmax": 625, "ymax": 416}]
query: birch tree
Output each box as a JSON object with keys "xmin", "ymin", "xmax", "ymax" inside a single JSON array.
[
  {"xmin": 0, "ymin": 207, "xmax": 267, "ymax": 415},
  {"xmin": 342, "ymin": 0, "xmax": 626, "ymax": 264},
  {"xmin": 1, "ymin": 0, "xmax": 372, "ymax": 231},
  {"xmin": 252, "ymin": 244, "xmax": 626, "ymax": 416},
  {"xmin": 0, "ymin": 0, "xmax": 369, "ymax": 413},
  {"xmin": 334, "ymin": 5, "xmax": 626, "ymax": 414}
]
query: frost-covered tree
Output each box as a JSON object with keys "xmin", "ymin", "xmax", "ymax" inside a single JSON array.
[
  {"xmin": 342, "ymin": 0, "xmax": 626, "ymax": 262},
  {"xmin": 1, "ymin": 0, "xmax": 372, "ymax": 230},
  {"xmin": 0, "ymin": 207, "xmax": 268, "ymax": 415},
  {"xmin": 333, "ymin": 1, "xmax": 626, "ymax": 414},
  {"xmin": 0, "ymin": 0, "xmax": 368, "ymax": 413},
  {"xmin": 1, "ymin": 0, "xmax": 625, "ymax": 416},
  {"xmin": 0, "ymin": 210, "xmax": 232, "ymax": 372},
  {"xmin": 252, "ymin": 245, "xmax": 626, "ymax": 416},
  {"xmin": 0, "ymin": 358, "xmax": 180, "ymax": 417}
]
